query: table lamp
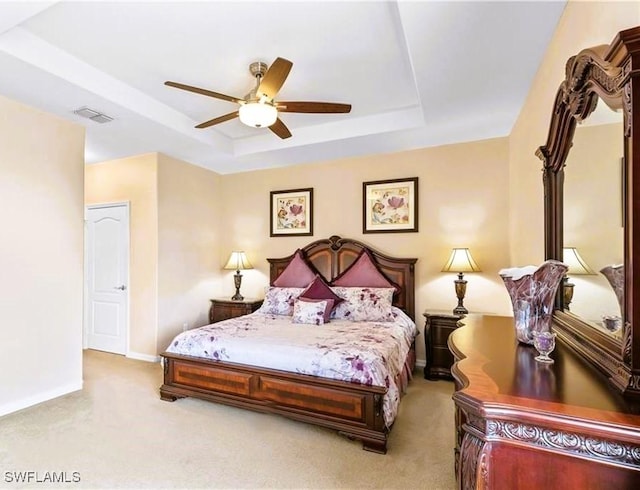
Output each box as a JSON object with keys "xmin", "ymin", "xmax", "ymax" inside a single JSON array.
[
  {"xmin": 223, "ymin": 251, "xmax": 253, "ymax": 301},
  {"xmin": 562, "ymin": 247, "xmax": 595, "ymax": 310},
  {"xmin": 442, "ymin": 248, "xmax": 481, "ymax": 315}
]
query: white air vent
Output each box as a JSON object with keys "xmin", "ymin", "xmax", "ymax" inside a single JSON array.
[
  {"xmin": 89, "ymin": 113, "xmax": 113, "ymax": 124},
  {"xmin": 73, "ymin": 106, "xmax": 113, "ymax": 124}
]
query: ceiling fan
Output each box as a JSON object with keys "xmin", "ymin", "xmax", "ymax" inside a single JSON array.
[{"xmin": 165, "ymin": 57, "xmax": 352, "ymax": 139}]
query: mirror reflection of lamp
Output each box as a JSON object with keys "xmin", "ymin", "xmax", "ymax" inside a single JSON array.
[
  {"xmin": 442, "ymin": 248, "xmax": 481, "ymax": 315},
  {"xmin": 223, "ymin": 251, "xmax": 254, "ymax": 301},
  {"xmin": 562, "ymin": 247, "xmax": 595, "ymax": 310}
]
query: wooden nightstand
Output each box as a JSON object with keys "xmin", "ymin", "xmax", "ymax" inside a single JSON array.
[
  {"xmin": 209, "ymin": 298, "xmax": 263, "ymax": 324},
  {"xmin": 423, "ymin": 310, "xmax": 464, "ymax": 380}
]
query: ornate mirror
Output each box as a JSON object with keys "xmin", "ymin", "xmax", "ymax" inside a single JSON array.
[
  {"xmin": 563, "ymin": 105, "xmax": 623, "ymax": 334},
  {"xmin": 537, "ymin": 26, "xmax": 640, "ymax": 396}
]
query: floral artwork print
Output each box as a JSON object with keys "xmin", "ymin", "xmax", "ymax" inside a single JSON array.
[
  {"xmin": 270, "ymin": 188, "xmax": 313, "ymax": 236},
  {"xmin": 277, "ymin": 196, "xmax": 307, "ymax": 230},
  {"xmin": 363, "ymin": 178, "xmax": 418, "ymax": 233},
  {"xmin": 370, "ymin": 186, "xmax": 410, "ymax": 225}
]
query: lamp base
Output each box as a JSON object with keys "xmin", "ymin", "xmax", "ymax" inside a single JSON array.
[
  {"xmin": 563, "ymin": 276, "xmax": 574, "ymax": 311},
  {"xmin": 453, "ymin": 305, "xmax": 469, "ymax": 315},
  {"xmin": 453, "ymin": 272, "xmax": 468, "ymax": 316},
  {"xmin": 231, "ymin": 271, "xmax": 244, "ymax": 301}
]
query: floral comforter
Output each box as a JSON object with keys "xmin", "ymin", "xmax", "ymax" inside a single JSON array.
[{"xmin": 165, "ymin": 307, "xmax": 417, "ymax": 426}]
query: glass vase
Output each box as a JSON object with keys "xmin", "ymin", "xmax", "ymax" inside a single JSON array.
[{"xmin": 500, "ymin": 260, "xmax": 568, "ymax": 345}]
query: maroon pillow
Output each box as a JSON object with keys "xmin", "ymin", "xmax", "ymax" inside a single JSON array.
[
  {"xmin": 331, "ymin": 249, "xmax": 400, "ymax": 293},
  {"xmin": 300, "ymin": 274, "xmax": 344, "ymax": 315},
  {"xmin": 273, "ymin": 249, "xmax": 318, "ymax": 288}
]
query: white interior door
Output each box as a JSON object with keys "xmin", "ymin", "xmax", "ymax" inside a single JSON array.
[{"xmin": 85, "ymin": 203, "xmax": 129, "ymax": 355}]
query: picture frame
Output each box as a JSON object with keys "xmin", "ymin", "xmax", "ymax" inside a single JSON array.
[
  {"xmin": 362, "ymin": 177, "xmax": 418, "ymax": 233},
  {"xmin": 270, "ymin": 188, "xmax": 314, "ymax": 237}
]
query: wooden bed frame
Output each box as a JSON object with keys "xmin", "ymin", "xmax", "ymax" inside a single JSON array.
[{"xmin": 160, "ymin": 235, "xmax": 417, "ymax": 453}]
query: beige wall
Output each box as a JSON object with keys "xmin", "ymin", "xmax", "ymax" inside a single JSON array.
[
  {"xmin": 157, "ymin": 153, "xmax": 221, "ymax": 353},
  {"xmin": 85, "ymin": 139, "xmax": 513, "ymax": 363},
  {"xmin": 0, "ymin": 94, "xmax": 84, "ymax": 415},
  {"xmin": 509, "ymin": 0, "xmax": 640, "ymax": 266},
  {"xmin": 220, "ymin": 138, "xmax": 514, "ymax": 362},
  {"xmin": 85, "ymin": 154, "xmax": 159, "ymax": 357},
  {"xmin": 85, "ymin": 153, "xmax": 222, "ymax": 357}
]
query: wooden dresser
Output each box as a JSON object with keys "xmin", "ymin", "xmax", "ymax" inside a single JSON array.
[{"xmin": 448, "ymin": 315, "xmax": 640, "ymax": 489}]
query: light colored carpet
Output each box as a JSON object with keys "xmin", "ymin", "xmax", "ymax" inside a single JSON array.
[{"xmin": 0, "ymin": 350, "xmax": 456, "ymax": 489}]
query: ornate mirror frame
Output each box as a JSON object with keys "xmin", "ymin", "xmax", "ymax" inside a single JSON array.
[{"xmin": 537, "ymin": 26, "xmax": 640, "ymax": 397}]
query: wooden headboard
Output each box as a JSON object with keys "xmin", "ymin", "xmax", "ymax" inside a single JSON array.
[{"xmin": 267, "ymin": 235, "xmax": 417, "ymax": 320}]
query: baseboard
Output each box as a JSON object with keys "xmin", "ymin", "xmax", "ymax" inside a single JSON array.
[
  {"xmin": 415, "ymin": 359, "xmax": 426, "ymax": 369},
  {"xmin": 0, "ymin": 380, "xmax": 83, "ymax": 417},
  {"xmin": 127, "ymin": 351, "xmax": 161, "ymax": 363}
]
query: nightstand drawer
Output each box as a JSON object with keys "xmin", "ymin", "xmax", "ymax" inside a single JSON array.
[
  {"xmin": 432, "ymin": 324, "xmax": 458, "ymax": 345},
  {"xmin": 431, "ymin": 346, "xmax": 454, "ymax": 367}
]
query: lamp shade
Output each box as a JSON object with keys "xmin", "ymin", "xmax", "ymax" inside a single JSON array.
[
  {"xmin": 223, "ymin": 251, "xmax": 253, "ymax": 271},
  {"xmin": 563, "ymin": 247, "xmax": 595, "ymax": 275},
  {"xmin": 238, "ymin": 102, "xmax": 278, "ymax": 128},
  {"xmin": 442, "ymin": 248, "xmax": 481, "ymax": 273}
]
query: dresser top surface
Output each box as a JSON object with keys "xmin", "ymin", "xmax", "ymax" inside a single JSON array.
[{"xmin": 449, "ymin": 315, "xmax": 640, "ymax": 426}]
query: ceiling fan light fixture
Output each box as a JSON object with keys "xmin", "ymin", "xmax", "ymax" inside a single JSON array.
[
  {"xmin": 239, "ymin": 102, "xmax": 277, "ymax": 128},
  {"xmin": 166, "ymin": 57, "xmax": 350, "ymax": 139}
]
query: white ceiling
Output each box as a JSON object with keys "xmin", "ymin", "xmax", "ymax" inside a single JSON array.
[{"xmin": 0, "ymin": 1, "xmax": 566, "ymax": 175}]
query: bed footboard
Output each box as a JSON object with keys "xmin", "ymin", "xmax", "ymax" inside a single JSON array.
[{"xmin": 160, "ymin": 352, "xmax": 389, "ymax": 453}]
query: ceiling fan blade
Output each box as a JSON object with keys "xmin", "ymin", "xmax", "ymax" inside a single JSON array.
[
  {"xmin": 165, "ymin": 81, "xmax": 243, "ymax": 104},
  {"xmin": 269, "ymin": 118, "xmax": 292, "ymax": 139},
  {"xmin": 258, "ymin": 57, "xmax": 293, "ymax": 100},
  {"xmin": 277, "ymin": 101, "xmax": 352, "ymax": 114},
  {"xmin": 195, "ymin": 111, "xmax": 239, "ymax": 129}
]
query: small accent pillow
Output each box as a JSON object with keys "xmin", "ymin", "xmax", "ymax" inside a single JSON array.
[
  {"xmin": 331, "ymin": 249, "xmax": 400, "ymax": 293},
  {"xmin": 272, "ymin": 249, "xmax": 318, "ymax": 288},
  {"xmin": 330, "ymin": 286, "xmax": 395, "ymax": 322},
  {"xmin": 299, "ymin": 274, "xmax": 344, "ymax": 317},
  {"xmin": 295, "ymin": 297, "xmax": 335, "ymax": 322},
  {"xmin": 258, "ymin": 287, "xmax": 304, "ymax": 316},
  {"xmin": 292, "ymin": 298, "xmax": 329, "ymax": 325}
]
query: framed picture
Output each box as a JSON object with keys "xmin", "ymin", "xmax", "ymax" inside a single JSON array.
[
  {"xmin": 270, "ymin": 188, "xmax": 314, "ymax": 237},
  {"xmin": 363, "ymin": 177, "xmax": 418, "ymax": 233}
]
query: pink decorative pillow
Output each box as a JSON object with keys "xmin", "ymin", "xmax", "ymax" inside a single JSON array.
[
  {"xmin": 292, "ymin": 298, "xmax": 331, "ymax": 325},
  {"xmin": 273, "ymin": 249, "xmax": 318, "ymax": 288},
  {"xmin": 300, "ymin": 274, "xmax": 344, "ymax": 317},
  {"xmin": 331, "ymin": 249, "xmax": 399, "ymax": 293}
]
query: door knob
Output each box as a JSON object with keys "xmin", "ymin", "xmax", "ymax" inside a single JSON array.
[{"xmin": 114, "ymin": 285, "xmax": 127, "ymax": 290}]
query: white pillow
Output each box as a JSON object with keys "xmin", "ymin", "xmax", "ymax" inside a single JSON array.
[
  {"xmin": 292, "ymin": 298, "xmax": 328, "ymax": 325},
  {"xmin": 330, "ymin": 287, "xmax": 395, "ymax": 322},
  {"xmin": 257, "ymin": 287, "xmax": 304, "ymax": 316}
]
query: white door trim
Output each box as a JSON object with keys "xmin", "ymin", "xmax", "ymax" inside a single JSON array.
[{"xmin": 84, "ymin": 201, "xmax": 131, "ymax": 355}]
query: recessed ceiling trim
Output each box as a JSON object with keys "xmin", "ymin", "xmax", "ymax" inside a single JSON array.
[
  {"xmin": 232, "ymin": 106, "xmax": 425, "ymax": 157},
  {"xmin": 0, "ymin": 26, "xmax": 232, "ymax": 153},
  {"xmin": 0, "ymin": 2, "xmax": 56, "ymax": 36}
]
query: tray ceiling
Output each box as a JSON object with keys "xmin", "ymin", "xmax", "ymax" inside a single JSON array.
[{"xmin": 0, "ymin": 1, "xmax": 566, "ymax": 174}]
